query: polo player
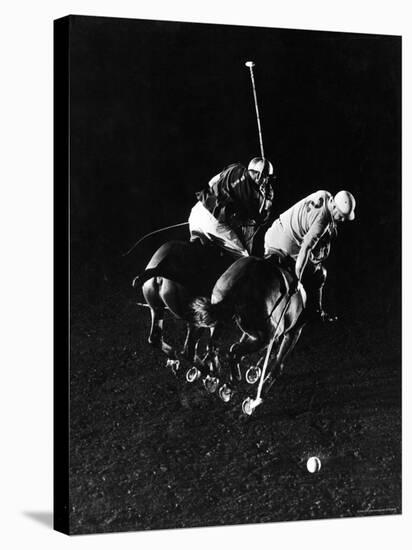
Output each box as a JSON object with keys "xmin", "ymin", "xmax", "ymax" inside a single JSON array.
[
  {"xmin": 188, "ymin": 157, "xmax": 276, "ymax": 256},
  {"xmin": 264, "ymin": 190, "xmax": 356, "ymax": 321}
]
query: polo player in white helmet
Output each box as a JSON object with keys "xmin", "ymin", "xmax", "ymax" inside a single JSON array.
[
  {"xmin": 188, "ymin": 157, "xmax": 276, "ymax": 256},
  {"xmin": 264, "ymin": 189, "xmax": 356, "ymax": 321}
]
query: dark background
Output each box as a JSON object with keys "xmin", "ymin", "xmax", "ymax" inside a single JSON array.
[
  {"xmin": 69, "ymin": 15, "xmax": 400, "ymax": 322},
  {"xmin": 64, "ymin": 16, "xmax": 401, "ymax": 534}
]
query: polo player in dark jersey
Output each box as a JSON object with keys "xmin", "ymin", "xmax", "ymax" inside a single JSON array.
[{"xmin": 188, "ymin": 157, "xmax": 276, "ymax": 256}]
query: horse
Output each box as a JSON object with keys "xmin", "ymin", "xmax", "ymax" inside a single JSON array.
[
  {"xmin": 190, "ymin": 252, "xmax": 307, "ymax": 414},
  {"xmin": 132, "ymin": 239, "xmax": 236, "ymax": 386}
]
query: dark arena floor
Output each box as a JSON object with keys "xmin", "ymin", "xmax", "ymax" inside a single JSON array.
[{"xmin": 68, "ymin": 277, "xmax": 401, "ymax": 535}]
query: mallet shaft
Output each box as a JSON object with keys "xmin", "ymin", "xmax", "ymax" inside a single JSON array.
[{"xmin": 245, "ymin": 61, "xmax": 265, "ymax": 159}]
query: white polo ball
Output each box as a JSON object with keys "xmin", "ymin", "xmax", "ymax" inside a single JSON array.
[{"xmin": 306, "ymin": 456, "xmax": 322, "ymax": 473}]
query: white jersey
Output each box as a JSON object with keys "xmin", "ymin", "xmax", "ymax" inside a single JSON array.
[{"xmin": 265, "ymin": 190, "xmax": 334, "ymax": 259}]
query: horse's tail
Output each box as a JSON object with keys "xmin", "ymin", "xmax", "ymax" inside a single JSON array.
[{"xmin": 190, "ymin": 297, "xmax": 233, "ymax": 327}]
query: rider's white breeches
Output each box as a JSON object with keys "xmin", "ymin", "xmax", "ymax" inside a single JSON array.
[{"xmin": 188, "ymin": 201, "xmax": 248, "ymax": 256}]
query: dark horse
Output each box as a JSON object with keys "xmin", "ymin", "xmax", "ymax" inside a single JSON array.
[
  {"xmin": 191, "ymin": 253, "xmax": 307, "ymax": 414},
  {"xmin": 133, "ymin": 240, "xmax": 307, "ymax": 413},
  {"xmin": 133, "ymin": 239, "xmax": 236, "ymax": 384}
]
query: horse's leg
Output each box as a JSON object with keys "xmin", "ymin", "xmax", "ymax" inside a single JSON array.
[
  {"xmin": 182, "ymin": 323, "xmax": 202, "ymax": 362},
  {"xmin": 204, "ymin": 324, "xmax": 223, "ymax": 373},
  {"xmin": 270, "ymin": 304, "xmax": 307, "ymax": 378},
  {"xmin": 242, "ymin": 292, "xmax": 303, "ymax": 412},
  {"xmin": 264, "ymin": 325, "xmax": 305, "ymax": 395},
  {"xmin": 199, "ymin": 324, "xmax": 224, "ymax": 393},
  {"xmin": 229, "ymin": 329, "xmax": 270, "ymax": 381},
  {"xmin": 230, "ymin": 329, "xmax": 270, "ymax": 357},
  {"xmin": 187, "ymin": 324, "xmax": 223, "ymax": 385},
  {"xmin": 278, "ymin": 318, "xmax": 306, "ymax": 368},
  {"xmin": 158, "ymin": 278, "xmax": 203, "ymax": 372},
  {"xmin": 143, "ymin": 278, "xmax": 178, "ymax": 360},
  {"xmin": 208, "ymin": 324, "xmax": 222, "ymax": 351},
  {"xmin": 260, "ymin": 288, "xmax": 307, "ymax": 390},
  {"xmin": 148, "ymin": 306, "xmax": 176, "ymax": 358}
]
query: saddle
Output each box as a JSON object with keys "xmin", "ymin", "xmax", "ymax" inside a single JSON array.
[{"xmin": 191, "ymin": 234, "xmax": 247, "ymax": 260}]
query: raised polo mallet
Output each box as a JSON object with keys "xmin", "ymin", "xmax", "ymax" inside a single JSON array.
[{"xmin": 245, "ymin": 60, "xmax": 265, "ymax": 159}]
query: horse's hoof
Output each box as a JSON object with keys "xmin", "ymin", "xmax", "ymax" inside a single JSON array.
[
  {"xmin": 219, "ymin": 384, "xmax": 232, "ymax": 403},
  {"xmin": 186, "ymin": 366, "xmax": 201, "ymax": 383},
  {"xmin": 246, "ymin": 366, "xmax": 261, "ymax": 385},
  {"xmin": 242, "ymin": 397, "xmax": 254, "ymax": 415},
  {"xmin": 242, "ymin": 397, "xmax": 262, "ymax": 415},
  {"xmin": 166, "ymin": 359, "xmax": 180, "ymax": 374},
  {"xmin": 203, "ymin": 375, "xmax": 219, "ymax": 394}
]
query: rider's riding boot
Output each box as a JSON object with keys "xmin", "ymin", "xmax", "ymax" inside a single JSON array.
[{"xmin": 305, "ymin": 287, "xmax": 337, "ymax": 323}]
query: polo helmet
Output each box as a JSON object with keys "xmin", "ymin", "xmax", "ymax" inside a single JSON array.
[
  {"xmin": 247, "ymin": 157, "xmax": 275, "ymax": 180},
  {"xmin": 334, "ymin": 190, "xmax": 356, "ymax": 221}
]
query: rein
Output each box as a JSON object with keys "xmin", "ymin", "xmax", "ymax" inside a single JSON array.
[{"xmin": 264, "ymin": 262, "xmax": 295, "ymax": 321}]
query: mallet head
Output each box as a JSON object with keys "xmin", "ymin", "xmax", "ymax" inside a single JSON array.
[{"xmin": 245, "ymin": 61, "xmax": 255, "ymax": 68}]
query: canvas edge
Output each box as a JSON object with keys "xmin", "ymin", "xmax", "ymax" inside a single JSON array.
[{"xmin": 53, "ymin": 14, "xmax": 71, "ymax": 536}]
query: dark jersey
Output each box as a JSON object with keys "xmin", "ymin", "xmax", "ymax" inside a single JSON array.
[{"xmin": 196, "ymin": 163, "xmax": 268, "ymax": 228}]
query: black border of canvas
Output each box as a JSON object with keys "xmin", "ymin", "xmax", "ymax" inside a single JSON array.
[{"xmin": 53, "ymin": 15, "xmax": 71, "ymax": 535}]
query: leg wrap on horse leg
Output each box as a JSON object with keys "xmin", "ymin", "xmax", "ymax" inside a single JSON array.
[
  {"xmin": 148, "ymin": 323, "xmax": 163, "ymax": 347},
  {"xmin": 303, "ymin": 265, "xmax": 326, "ymax": 310}
]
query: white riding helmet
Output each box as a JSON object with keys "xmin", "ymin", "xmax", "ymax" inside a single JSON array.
[
  {"xmin": 248, "ymin": 157, "xmax": 275, "ymax": 179},
  {"xmin": 334, "ymin": 190, "xmax": 356, "ymax": 220}
]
